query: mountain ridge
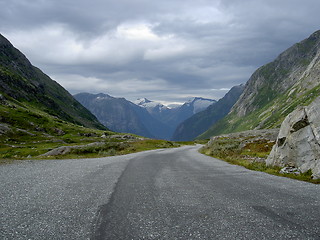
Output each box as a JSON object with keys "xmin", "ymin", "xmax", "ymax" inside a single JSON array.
[
  {"xmin": 74, "ymin": 93, "xmax": 158, "ymax": 138},
  {"xmin": 199, "ymin": 30, "xmax": 320, "ymax": 139},
  {"xmin": 75, "ymin": 93, "xmax": 217, "ymax": 140},
  {"xmin": 0, "ymin": 33, "xmax": 105, "ymax": 130}
]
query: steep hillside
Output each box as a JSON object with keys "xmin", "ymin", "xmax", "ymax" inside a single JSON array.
[
  {"xmin": 74, "ymin": 93, "xmax": 173, "ymax": 139},
  {"xmin": 199, "ymin": 30, "xmax": 320, "ymax": 139},
  {"xmin": 172, "ymin": 85, "xmax": 244, "ymax": 141},
  {"xmin": 0, "ymin": 34, "xmax": 105, "ymax": 130}
]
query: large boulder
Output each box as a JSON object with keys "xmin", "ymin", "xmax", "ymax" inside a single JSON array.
[{"xmin": 266, "ymin": 97, "xmax": 320, "ymax": 179}]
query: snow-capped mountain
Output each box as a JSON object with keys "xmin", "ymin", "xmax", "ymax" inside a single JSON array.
[
  {"xmin": 185, "ymin": 97, "xmax": 217, "ymax": 114},
  {"xmin": 74, "ymin": 93, "xmax": 172, "ymax": 139},
  {"xmin": 75, "ymin": 93, "xmax": 217, "ymax": 140},
  {"xmin": 134, "ymin": 98, "xmax": 169, "ymax": 114},
  {"xmin": 134, "ymin": 97, "xmax": 217, "ymax": 137},
  {"xmin": 135, "ymin": 97, "xmax": 215, "ymax": 114}
]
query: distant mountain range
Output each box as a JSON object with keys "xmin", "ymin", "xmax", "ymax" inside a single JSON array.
[
  {"xmin": 135, "ymin": 97, "xmax": 216, "ymax": 128},
  {"xmin": 74, "ymin": 93, "xmax": 172, "ymax": 139},
  {"xmin": 75, "ymin": 94, "xmax": 216, "ymax": 139}
]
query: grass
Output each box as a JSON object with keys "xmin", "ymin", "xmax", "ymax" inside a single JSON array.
[
  {"xmin": 0, "ymin": 133, "xmax": 185, "ymax": 161},
  {"xmin": 200, "ymin": 135, "xmax": 320, "ymax": 184},
  {"xmin": 0, "ymin": 97, "xmax": 189, "ymax": 162},
  {"xmin": 36, "ymin": 139, "xmax": 182, "ymax": 160},
  {"xmin": 199, "ymin": 82, "xmax": 320, "ymax": 139}
]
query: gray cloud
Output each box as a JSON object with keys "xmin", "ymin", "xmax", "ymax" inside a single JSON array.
[{"xmin": 0, "ymin": 0, "xmax": 319, "ymax": 104}]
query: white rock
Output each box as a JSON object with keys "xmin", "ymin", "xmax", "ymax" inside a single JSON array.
[{"xmin": 266, "ymin": 97, "xmax": 320, "ymax": 179}]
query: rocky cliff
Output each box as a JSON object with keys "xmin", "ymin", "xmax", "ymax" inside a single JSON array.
[
  {"xmin": 266, "ymin": 97, "xmax": 320, "ymax": 179},
  {"xmin": 200, "ymin": 30, "xmax": 320, "ymax": 137}
]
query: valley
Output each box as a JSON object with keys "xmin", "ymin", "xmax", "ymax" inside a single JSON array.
[
  {"xmin": 1, "ymin": 2, "xmax": 320, "ymax": 240},
  {"xmin": 1, "ymin": 29, "xmax": 320, "ymax": 177},
  {"xmin": 0, "ymin": 34, "xmax": 188, "ymax": 161},
  {"xmin": 74, "ymin": 93, "xmax": 216, "ymax": 140}
]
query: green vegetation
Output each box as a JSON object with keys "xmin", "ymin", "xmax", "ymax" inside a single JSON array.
[
  {"xmin": 0, "ymin": 96, "xmax": 184, "ymax": 162},
  {"xmin": 0, "ymin": 34, "xmax": 189, "ymax": 163},
  {"xmin": 0, "ymin": 34, "xmax": 105, "ymax": 130},
  {"xmin": 40, "ymin": 139, "xmax": 181, "ymax": 160},
  {"xmin": 199, "ymin": 84, "xmax": 320, "ymax": 139},
  {"xmin": 200, "ymin": 136, "xmax": 320, "ymax": 184},
  {"xmin": 198, "ymin": 30, "xmax": 320, "ymax": 139}
]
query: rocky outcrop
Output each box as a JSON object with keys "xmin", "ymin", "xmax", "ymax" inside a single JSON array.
[
  {"xmin": 41, "ymin": 142, "xmax": 105, "ymax": 156},
  {"xmin": 202, "ymin": 128, "xmax": 279, "ymax": 163},
  {"xmin": 0, "ymin": 123, "xmax": 11, "ymax": 135},
  {"xmin": 266, "ymin": 97, "xmax": 320, "ymax": 179}
]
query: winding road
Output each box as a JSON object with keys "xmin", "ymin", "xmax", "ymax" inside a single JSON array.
[{"xmin": 1, "ymin": 145, "xmax": 319, "ymax": 239}]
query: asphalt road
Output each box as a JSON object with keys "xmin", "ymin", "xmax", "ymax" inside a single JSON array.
[{"xmin": 0, "ymin": 145, "xmax": 319, "ymax": 240}]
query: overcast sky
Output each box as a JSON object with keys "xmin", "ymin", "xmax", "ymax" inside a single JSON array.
[{"xmin": 0, "ymin": 0, "xmax": 319, "ymax": 105}]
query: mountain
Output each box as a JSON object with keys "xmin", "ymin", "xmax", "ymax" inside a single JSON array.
[
  {"xmin": 75, "ymin": 94, "xmax": 216, "ymax": 140},
  {"xmin": 135, "ymin": 97, "xmax": 216, "ymax": 139},
  {"xmin": 74, "ymin": 93, "xmax": 173, "ymax": 139},
  {"xmin": 199, "ymin": 30, "xmax": 320, "ymax": 139},
  {"xmin": 172, "ymin": 85, "xmax": 245, "ymax": 141},
  {"xmin": 134, "ymin": 98, "xmax": 171, "ymax": 120},
  {"xmin": 74, "ymin": 93, "xmax": 152, "ymax": 137},
  {"xmin": 0, "ymin": 33, "xmax": 105, "ymax": 130},
  {"xmin": 137, "ymin": 97, "xmax": 216, "ymax": 127},
  {"xmin": 135, "ymin": 98, "xmax": 169, "ymax": 113}
]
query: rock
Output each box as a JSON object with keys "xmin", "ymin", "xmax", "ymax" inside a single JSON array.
[
  {"xmin": 41, "ymin": 142, "xmax": 105, "ymax": 156},
  {"xmin": 109, "ymin": 134, "xmax": 137, "ymax": 140},
  {"xmin": 101, "ymin": 132, "xmax": 113, "ymax": 138},
  {"xmin": 207, "ymin": 128, "xmax": 279, "ymax": 146},
  {"xmin": 0, "ymin": 123, "xmax": 11, "ymax": 135},
  {"xmin": 78, "ymin": 132, "xmax": 98, "ymax": 137},
  {"xmin": 203, "ymin": 128, "xmax": 279, "ymax": 163},
  {"xmin": 266, "ymin": 97, "xmax": 320, "ymax": 179},
  {"xmin": 53, "ymin": 128, "xmax": 65, "ymax": 136},
  {"xmin": 35, "ymin": 126, "xmax": 46, "ymax": 132},
  {"xmin": 16, "ymin": 128, "xmax": 36, "ymax": 136},
  {"xmin": 0, "ymin": 93, "xmax": 5, "ymax": 101},
  {"xmin": 41, "ymin": 146, "xmax": 73, "ymax": 156},
  {"xmin": 101, "ymin": 134, "xmax": 107, "ymax": 138},
  {"xmin": 279, "ymin": 166, "xmax": 300, "ymax": 175}
]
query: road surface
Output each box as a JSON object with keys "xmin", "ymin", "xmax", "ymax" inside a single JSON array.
[{"xmin": 0, "ymin": 145, "xmax": 319, "ymax": 239}]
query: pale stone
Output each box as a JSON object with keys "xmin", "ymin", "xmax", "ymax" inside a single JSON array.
[{"xmin": 266, "ymin": 97, "xmax": 320, "ymax": 179}]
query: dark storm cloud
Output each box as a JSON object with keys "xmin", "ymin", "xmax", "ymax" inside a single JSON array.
[{"xmin": 0, "ymin": 0, "xmax": 319, "ymax": 104}]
